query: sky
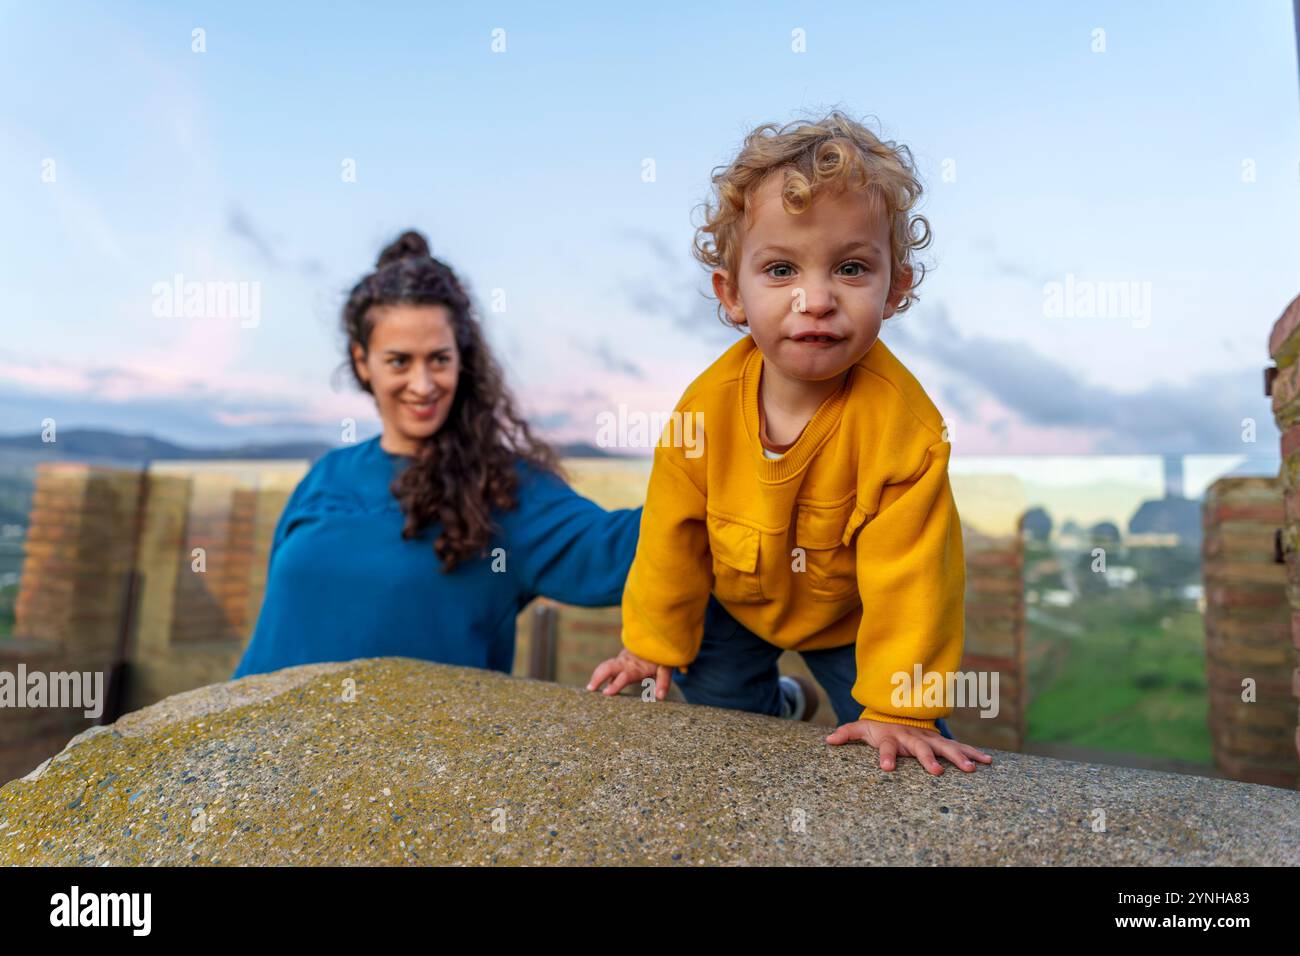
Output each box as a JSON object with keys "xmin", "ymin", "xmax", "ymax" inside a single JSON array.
[{"xmin": 1, "ymin": 0, "xmax": 1297, "ymax": 466}]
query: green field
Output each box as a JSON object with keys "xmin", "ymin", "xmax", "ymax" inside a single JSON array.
[
  {"xmin": 0, "ymin": 582, "xmax": 15, "ymax": 639},
  {"xmin": 1023, "ymin": 542, "xmax": 1213, "ymax": 763}
]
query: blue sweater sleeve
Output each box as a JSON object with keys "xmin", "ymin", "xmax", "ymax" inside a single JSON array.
[
  {"xmin": 265, "ymin": 462, "xmax": 318, "ymax": 574},
  {"xmin": 504, "ymin": 461, "xmax": 642, "ymax": 607}
]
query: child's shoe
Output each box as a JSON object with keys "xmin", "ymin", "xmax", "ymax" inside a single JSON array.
[{"xmin": 778, "ymin": 675, "xmax": 820, "ymax": 721}]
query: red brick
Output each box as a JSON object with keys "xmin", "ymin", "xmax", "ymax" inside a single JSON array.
[{"xmin": 1268, "ymin": 294, "xmax": 1300, "ymax": 361}]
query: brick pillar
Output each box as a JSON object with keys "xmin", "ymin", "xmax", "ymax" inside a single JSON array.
[
  {"xmin": 1265, "ymin": 292, "xmax": 1300, "ymax": 774},
  {"xmin": 171, "ymin": 478, "xmax": 255, "ymax": 644},
  {"xmin": 2, "ymin": 463, "xmax": 145, "ymax": 782},
  {"xmin": 131, "ymin": 471, "xmax": 191, "ymax": 659},
  {"xmin": 946, "ymin": 523, "xmax": 1027, "ymax": 751},
  {"xmin": 12, "ymin": 462, "xmax": 144, "ymax": 659},
  {"xmin": 127, "ymin": 462, "xmax": 307, "ymax": 712},
  {"xmin": 1201, "ymin": 476, "xmax": 1299, "ymax": 787},
  {"xmin": 552, "ymin": 605, "xmax": 623, "ymax": 687},
  {"xmin": 2, "ymin": 460, "xmax": 310, "ymax": 776},
  {"xmin": 0, "ymin": 641, "xmax": 97, "ymax": 784}
]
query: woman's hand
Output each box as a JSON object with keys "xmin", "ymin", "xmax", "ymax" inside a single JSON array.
[{"xmin": 586, "ymin": 648, "xmax": 675, "ymax": 701}]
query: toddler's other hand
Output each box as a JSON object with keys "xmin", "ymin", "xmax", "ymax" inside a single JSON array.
[
  {"xmin": 586, "ymin": 648, "xmax": 674, "ymax": 701},
  {"xmin": 825, "ymin": 719, "xmax": 993, "ymax": 775}
]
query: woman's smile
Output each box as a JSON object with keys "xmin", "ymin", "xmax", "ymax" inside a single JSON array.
[{"xmin": 403, "ymin": 396, "xmax": 440, "ymax": 420}]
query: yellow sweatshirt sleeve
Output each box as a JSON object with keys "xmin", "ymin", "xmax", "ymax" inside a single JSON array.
[
  {"xmin": 852, "ymin": 440, "xmax": 966, "ymax": 730},
  {"xmin": 620, "ymin": 441, "xmax": 713, "ymax": 667}
]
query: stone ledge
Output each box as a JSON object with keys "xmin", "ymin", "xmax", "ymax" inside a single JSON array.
[{"xmin": 1, "ymin": 657, "xmax": 1296, "ymax": 865}]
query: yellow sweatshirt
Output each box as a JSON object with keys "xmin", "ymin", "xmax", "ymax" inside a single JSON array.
[{"xmin": 621, "ymin": 334, "xmax": 966, "ymax": 730}]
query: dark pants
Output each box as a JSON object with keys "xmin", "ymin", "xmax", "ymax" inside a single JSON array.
[{"xmin": 674, "ymin": 594, "xmax": 954, "ymax": 739}]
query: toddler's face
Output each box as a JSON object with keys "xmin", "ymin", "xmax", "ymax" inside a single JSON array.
[{"xmin": 713, "ymin": 173, "xmax": 909, "ymax": 384}]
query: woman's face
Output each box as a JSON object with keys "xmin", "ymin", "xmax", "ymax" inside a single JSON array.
[{"xmin": 351, "ymin": 303, "xmax": 461, "ymax": 456}]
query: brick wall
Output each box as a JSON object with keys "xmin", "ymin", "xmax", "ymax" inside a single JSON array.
[
  {"xmin": 1201, "ymin": 476, "xmax": 1299, "ymax": 788},
  {"xmin": 947, "ymin": 524, "xmax": 1027, "ymax": 751},
  {"xmin": 127, "ymin": 462, "xmax": 304, "ymax": 712},
  {"xmin": 1, "ymin": 459, "xmax": 307, "ymax": 783},
  {"xmin": 13, "ymin": 463, "xmax": 144, "ymax": 660},
  {"xmin": 1264, "ymin": 291, "xmax": 1300, "ymax": 776},
  {"xmin": 0, "ymin": 640, "xmax": 101, "ymax": 784},
  {"xmin": 1263, "ymin": 291, "xmax": 1300, "ymax": 770},
  {"xmin": 1, "ymin": 463, "xmax": 146, "ymax": 782}
]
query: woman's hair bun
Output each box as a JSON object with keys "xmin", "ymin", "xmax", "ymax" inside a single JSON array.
[{"xmin": 376, "ymin": 229, "xmax": 431, "ymax": 269}]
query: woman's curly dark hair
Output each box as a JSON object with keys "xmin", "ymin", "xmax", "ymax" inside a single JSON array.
[{"xmin": 340, "ymin": 229, "xmax": 564, "ymax": 572}]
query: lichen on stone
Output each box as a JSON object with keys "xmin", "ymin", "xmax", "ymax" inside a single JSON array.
[{"xmin": 1, "ymin": 657, "xmax": 1297, "ymax": 865}]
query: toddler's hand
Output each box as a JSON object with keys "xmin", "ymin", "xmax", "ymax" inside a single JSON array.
[
  {"xmin": 825, "ymin": 719, "xmax": 993, "ymax": 775},
  {"xmin": 586, "ymin": 648, "xmax": 675, "ymax": 701}
]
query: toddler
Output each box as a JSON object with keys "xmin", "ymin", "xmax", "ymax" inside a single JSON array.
[{"xmin": 588, "ymin": 111, "xmax": 992, "ymax": 776}]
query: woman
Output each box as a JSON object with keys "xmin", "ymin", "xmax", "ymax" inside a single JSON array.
[{"xmin": 233, "ymin": 230, "xmax": 641, "ymax": 678}]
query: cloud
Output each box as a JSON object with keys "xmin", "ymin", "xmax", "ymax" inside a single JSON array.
[
  {"xmin": 0, "ymin": 385, "xmax": 346, "ymax": 448},
  {"xmin": 617, "ymin": 229, "xmax": 739, "ymax": 346},
  {"xmin": 888, "ymin": 303, "xmax": 1275, "ymax": 455},
  {"xmin": 531, "ymin": 410, "xmax": 576, "ymax": 431},
  {"xmin": 227, "ymin": 205, "xmax": 281, "ymax": 268},
  {"xmin": 969, "ymin": 235, "xmax": 1057, "ymax": 287},
  {"xmin": 48, "ymin": 181, "xmax": 130, "ymax": 266},
  {"xmin": 0, "ymin": 350, "xmax": 377, "ymax": 447},
  {"xmin": 568, "ymin": 337, "xmax": 646, "ymax": 379},
  {"xmin": 940, "ymin": 380, "xmax": 977, "ymax": 413},
  {"xmin": 227, "ymin": 204, "xmax": 324, "ymax": 276}
]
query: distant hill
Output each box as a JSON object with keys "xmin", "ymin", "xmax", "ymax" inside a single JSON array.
[
  {"xmin": 0, "ymin": 428, "xmax": 335, "ymax": 464},
  {"xmin": 557, "ymin": 442, "xmax": 619, "ymax": 458},
  {"xmin": 0, "ymin": 428, "xmax": 616, "ymax": 465},
  {"xmin": 1129, "ymin": 494, "xmax": 1203, "ymax": 547}
]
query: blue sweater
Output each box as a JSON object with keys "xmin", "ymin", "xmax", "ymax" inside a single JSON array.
[{"xmin": 232, "ymin": 436, "xmax": 642, "ymax": 679}]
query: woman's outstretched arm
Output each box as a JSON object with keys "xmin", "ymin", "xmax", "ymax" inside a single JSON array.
[{"xmin": 504, "ymin": 460, "xmax": 642, "ymax": 607}]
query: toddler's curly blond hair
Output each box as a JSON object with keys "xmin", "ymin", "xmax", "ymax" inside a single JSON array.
[{"xmin": 692, "ymin": 110, "xmax": 932, "ymax": 329}]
